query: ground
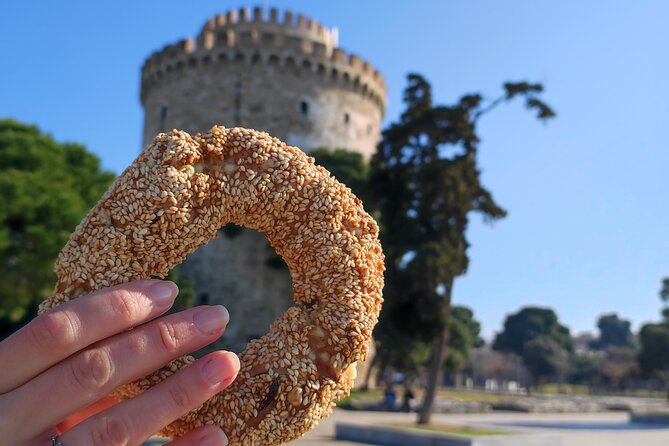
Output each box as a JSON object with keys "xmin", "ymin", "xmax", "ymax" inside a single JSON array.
[{"xmin": 293, "ymin": 409, "xmax": 669, "ymax": 446}]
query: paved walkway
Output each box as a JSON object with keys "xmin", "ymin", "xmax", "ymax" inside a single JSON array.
[
  {"xmin": 145, "ymin": 409, "xmax": 669, "ymax": 445},
  {"xmin": 293, "ymin": 409, "xmax": 669, "ymax": 446}
]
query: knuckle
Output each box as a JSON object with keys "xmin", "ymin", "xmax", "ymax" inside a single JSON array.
[
  {"xmin": 70, "ymin": 348, "xmax": 114, "ymax": 392},
  {"xmin": 167, "ymin": 379, "xmax": 195, "ymax": 411},
  {"xmin": 125, "ymin": 331, "xmax": 148, "ymax": 357},
  {"xmin": 31, "ymin": 310, "xmax": 79, "ymax": 350},
  {"xmin": 155, "ymin": 320, "xmax": 183, "ymax": 354},
  {"xmin": 89, "ymin": 415, "xmax": 132, "ymax": 446},
  {"xmin": 108, "ymin": 289, "xmax": 142, "ymax": 323}
]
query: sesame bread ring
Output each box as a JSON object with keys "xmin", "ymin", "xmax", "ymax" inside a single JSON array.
[{"xmin": 39, "ymin": 126, "xmax": 384, "ymax": 445}]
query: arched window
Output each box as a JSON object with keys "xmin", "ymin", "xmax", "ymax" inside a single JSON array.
[
  {"xmin": 159, "ymin": 106, "xmax": 168, "ymax": 131},
  {"xmin": 343, "ymin": 112, "xmax": 350, "ymax": 124},
  {"xmin": 300, "ymin": 100, "xmax": 309, "ymax": 116}
]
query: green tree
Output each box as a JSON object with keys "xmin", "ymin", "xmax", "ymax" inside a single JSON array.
[
  {"xmin": 166, "ymin": 268, "xmax": 197, "ymax": 314},
  {"xmin": 638, "ymin": 323, "xmax": 669, "ymax": 400},
  {"xmin": 590, "ymin": 313, "xmax": 635, "ymax": 350},
  {"xmin": 444, "ymin": 306, "xmax": 484, "ymax": 375},
  {"xmin": 568, "ymin": 354, "xmax": 601, "ymax": 387},
  {"xmin": 493, "ymin": 307, "xmax": 574, "ymax": 355},
  {"xmin": 522, "ymin": 336, "xmax": 570, "ymax": 387},
  {"xmin": 0, "ymin": 119, "xmax": 115, "ymax": 338},
  {"xmin": 310, "ymin": 148, "xmax": 369, "ymax": 204},
  {"xmin": 493, "ymin": 307, "xmax": 573, "ymax": 389},
  {"xmin": 370, "ymin": 74, "xmax": 555, "ymax": 424},
  {"xmin": 660, "ymin": 277, "xmax": 669, "ymax": 323}
]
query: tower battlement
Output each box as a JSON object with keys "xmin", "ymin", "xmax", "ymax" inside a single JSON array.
[{"xmin": 140, "ymin": 7, "xmax": 386, "ymax": 112}]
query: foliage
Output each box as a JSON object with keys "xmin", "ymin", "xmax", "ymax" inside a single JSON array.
[
  {"xmin": 599, "ymin": 346, "xmax": 638, "ymax": 388},
  {"xmin": 660, "ymin": 277, "xmax": 669, "ymax": 323},
  {"xmin": 165, "ymin": 268, "xmax": 197, "ymax": 314},
  {"xmin": 310, "ymin": 148, "xmax": 370, "ymax": 204},
  {"xmin": 522, "ymin": 336, "xmax": 570, "ymax": 384},
  {"xmin": 219, "ymin": 223, "xmax": 244, "ymax": 239},
  {"xmin": 493, "ymin": 307, "xmax": 574, "ymax": 355},
  {"xmin": 568, "ymin": 354, "xmax": 601, "ymax": 386},
  {"xmin": 0, "ymin": 119, "xmax": 115, "ymax": 337},
  {"xmin": 590, "ymin": 313, "xmax": 635, "ymax": 350},
  {"xmin": 444, "ymin": 306, "xmax": 484, "ymax": 373},
  {"xmin": 370, "ymin": 73, "xmax": 554, "ymax": 423},
  {"xmin": 493, "ymin": 307, "xmax": 572, "ymax": 386},
  {"xmin": 660, "ymin": 277, "xmax": 669, "ymax": 307},
  {"xmin": 638, "ymin": 323, "xmax": 669, "ymax": 383}
]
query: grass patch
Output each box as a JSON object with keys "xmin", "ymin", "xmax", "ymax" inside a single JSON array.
[
  {"xmin": 336, "ymin": 388, "xmax": 384, "ymax": 406},
  {"xmin": 394, "ymin": 423, "xmax": 514, "ymax": 436}
]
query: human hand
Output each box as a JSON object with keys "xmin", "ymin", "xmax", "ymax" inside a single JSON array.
[{"xmin": 0, "ymin": 280, "xmax": 239, "ymax": 446}]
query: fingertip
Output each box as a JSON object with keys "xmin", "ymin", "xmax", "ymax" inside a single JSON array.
[
  {"xmin": 201, "ymin": 351, "xmax": 240, "ymax": 387},
  {"xmin": 147, "ymin": 280, "xmax": 179, "ymax": 306},
  {"xmin": 198, "ymin": 426, "xmax": 229, "ymax": 446}
]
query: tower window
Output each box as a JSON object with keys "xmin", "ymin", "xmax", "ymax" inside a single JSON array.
[
  {"xmin": 159, "ymin": 106, "xmax": 168, "ymax": 131},
  {"xmin": 300, "ymin": 100, "xmax": 309, "ymax": 116},
  {"xmin": 343, "ymin": 112, "xmax": 350, "ymax": 124}
]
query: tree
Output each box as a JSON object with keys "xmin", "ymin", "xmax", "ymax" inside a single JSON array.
[
  {"xmin": 166, "ymin": 268, "xmax": 197, "ymax": 314},
  {"xmin": 0, "ymin": 119, "xmax": 115, "ymax": 338},
  {"xmin": 444, "ymin": 306, "xmax": 484, "ymax": 375},
  {"xmin": 493, "ymin": 307, "xmax": 573, "ymax": 355},
  {"xmin": 493, "ymin": 307, "xmax": 573, "ymax": 390},
  {"xmin": 590, "ymin": 313, "xmax": 635, "ymax": 350},
  {"xmin": 638, "ymin": 323, "xmax": 669, "ymax": 400},
  {"xmin": 599, "ymin": 346, "xmax": 638, "ymax": 391},
  {"xmin": 660, "ymin": 278, "xmax": 669, "ymax": 323},
  {"xmin": 310, "ymin": 148, "xmax": 369, "ymax": 204},
  {"xmin": 522, "ymin": 336, "xmax": 570, "ymax": 387},
  {"xmin": 568, "ymin": 354, "xmax": 601, "ymax": 388},
  {"xmin": 370, "ymin": 74, "xmax": 555, "ymax": 424}
]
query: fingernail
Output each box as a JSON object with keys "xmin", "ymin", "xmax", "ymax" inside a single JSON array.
[
  {"xmin": 200, "ymin": 428, "xmax": 228, "ymax": 446},
  {"xmin": 202, "ymin": 354, "xmax": 234, "ymax": 386},
  {"xmin": 193, "ymin": 306, "xmax": 229, "ymax": 335},
  {"xmin": 148, "ymin": 281, "xmax": 178, "ymax": 306}
]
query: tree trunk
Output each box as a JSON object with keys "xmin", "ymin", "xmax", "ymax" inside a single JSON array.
[
  {"xmin": 417, "ymin": 280, "xmax": 454, "ymax": 425},
  {"xmin": 417, "ymin": 326, "xmax": 449, "ymax": 424}
]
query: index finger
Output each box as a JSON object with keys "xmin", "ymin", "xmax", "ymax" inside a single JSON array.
[{"xmin": 0, "ymin": 280, "xmax": 177, "ymax": 394}]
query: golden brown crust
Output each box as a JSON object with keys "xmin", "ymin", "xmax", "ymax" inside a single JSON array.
[{"xmin": 39, "ymin": 126, "xmax": 384, "ymax": 445}]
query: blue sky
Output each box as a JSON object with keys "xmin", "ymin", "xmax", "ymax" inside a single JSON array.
[{"xmin": 2, "ymin": 1, "xmax": 668, "ymax": 339}]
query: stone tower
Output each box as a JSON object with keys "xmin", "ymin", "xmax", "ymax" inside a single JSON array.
[{"xmin": 140, "ymin": 7, "xmax": 386, "ymax": 353}]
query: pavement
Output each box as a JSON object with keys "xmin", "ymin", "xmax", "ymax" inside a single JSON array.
[
  {"xmin": 145, "ymin": 408, "xmax": 669, "ymax": 446},
  {"xmin": 292, "ymin": 409, "xmax": 669, "ymax": 446}
]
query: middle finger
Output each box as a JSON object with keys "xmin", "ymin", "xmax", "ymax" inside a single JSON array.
[{"xmin": 2, "ymin": 305, "xmax": 229, "ymax": 439}]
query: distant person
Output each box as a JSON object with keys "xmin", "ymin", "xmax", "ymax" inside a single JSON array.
[
  {"xmin": 0, "ymin": 280, "xmax": 238, "ymax": 446},
  {"xmin": 384, "ymin": 382, "xmax": 397, "ymax": 410},
  {"xmin": 401, "ymin": 385, "xmax": 416, "ymax": 412}
]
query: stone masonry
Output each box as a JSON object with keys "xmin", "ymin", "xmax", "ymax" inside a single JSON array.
[{"xmin": 140, "ymin": 7, "xmax": 386, "ymax": 355}]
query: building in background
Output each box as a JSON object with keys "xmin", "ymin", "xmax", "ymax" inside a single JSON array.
[{"xmin": 139, "ymin": 7, "xmax": 386, "ymax": 357}]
